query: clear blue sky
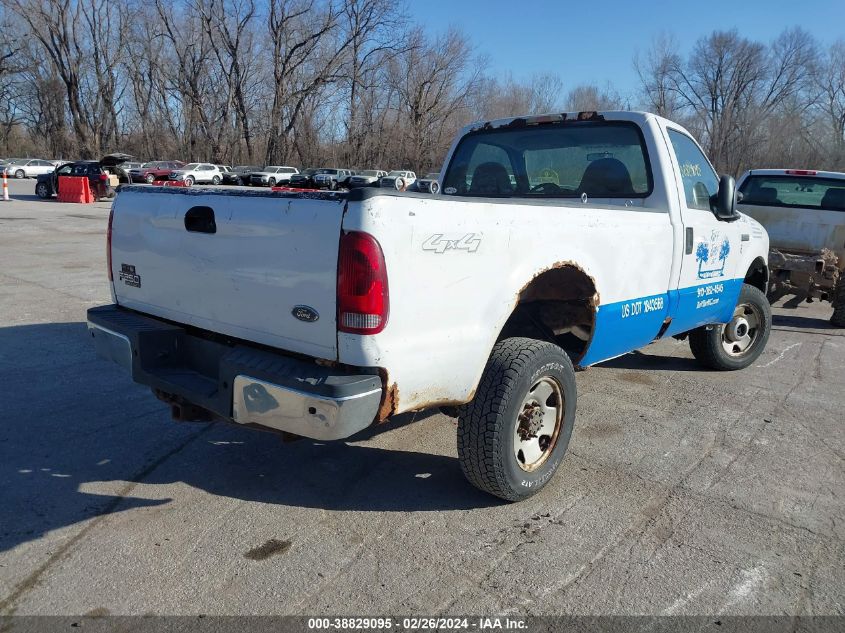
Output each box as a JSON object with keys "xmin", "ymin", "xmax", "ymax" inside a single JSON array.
[{"xmin": 421, "ymin": 0, "xmax": 845, "ymax": 103}]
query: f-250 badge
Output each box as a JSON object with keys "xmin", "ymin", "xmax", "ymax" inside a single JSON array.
[
  {"xmin": 118, "ymin": 263, "xmax": 141, "ymax": 288},
  {"xmin": 422, "ymin": 233, "xmax": 482, "ymax": 254}
]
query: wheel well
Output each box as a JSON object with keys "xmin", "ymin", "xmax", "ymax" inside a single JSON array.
[
  {"xmin": 744, "ymin": 257, "xmax": 769, "ymax": 294},
  {"xmin": 498, "ymin": 265, "xmax": 599, "ymax": 361}
]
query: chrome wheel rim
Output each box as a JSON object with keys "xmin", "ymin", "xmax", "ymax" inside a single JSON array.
[
  {"xmin": 721, "ymin": 302, "xmax": 763, "ymax": 356},
  {"xmin": 513, "ymin": 377, "xmax": 563, "ymax": 472}
]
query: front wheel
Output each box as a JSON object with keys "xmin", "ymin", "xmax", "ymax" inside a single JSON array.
[
  {"xmin": 212, "ymin": 175, "xmax": 221, "ymax": 185},
  {"xmin": 184, "ymin": 176, "xmax": 194, "ymax": 186},
  {"xmin": 35, "ymin": 182, "xmax": 51, "ymax": 198},
  {"xmin": 268, "ymin": 178, "xmax": 276, "ymax": 187},
  {"xmin": 689, "ymin": 283, "xmax": 772, "ymax": 370},
  {"xmin": 144, "ymin": 173, "xmax": 155, "ymax": 184},
  {"xmin": 457, "ymin": 337, "xmax": 576, "ymax": 502},
  {"xmin": 15, "ymin": 169, "xmax": 25, "ymax": 179}
]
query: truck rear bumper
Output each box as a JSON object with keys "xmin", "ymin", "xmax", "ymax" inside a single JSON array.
[{"xmin": 87, "ymin": 305, "xmax": 382, "ymax": 440}]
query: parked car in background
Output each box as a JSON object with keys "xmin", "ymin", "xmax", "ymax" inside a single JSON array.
[
  {"xmin": 312, "ymin": 168, "xmax": 354, "ymax": 190},
  {"xmin": 223, "ymin": 165, "xmax": 261, "ymax": 186},
  {"xmin": 216, "ymin": 165, "xmax": 233, "ymax": 179},
  {"xmin": 413, "ymin": 172, "xmax": 441, "ymax": 194},
  {"xmin": 115, "ymin": 161, "xmax": 142, "ymax": 183},
  {"xmin": 288, "ymin": 168, "xmax": 319, "ymax": 188},
  {"xmin": 380, "ymin": 170, "xmax": 416, "ymax": 190},
  {"xmin": 35, "ymin": 158, "xmax": 119, "ymax": 200},
  {"xmin": 169, "ymin": 163, "xmax": 223, "ymax": 186},
  {"xmin": 3, "ymin": 158, "xmax": 57, "ymax": 179},
  {"xmin": 348, "ymin": 170, "xmax": 387, "ymax": 188},
  {"xmin": 736, "ymin": 168, "xmax": 845, "ymax": 326},
  {"xmin": 129, "ymin": 161, "xmax": 185, "ymax": 184},
  {"xmin": 250, "ymin": 166, "xmax": 298, "ymax": 186}
]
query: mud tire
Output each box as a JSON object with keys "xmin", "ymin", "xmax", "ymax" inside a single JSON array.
[{"xmin": 457, "ymin": 337, "xmax": 576, "ymax": 502}]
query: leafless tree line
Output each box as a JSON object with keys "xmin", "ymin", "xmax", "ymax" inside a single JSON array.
[
  {"xmin": 0, "ymin": 1, "xmax": 843, "ymax": 176},
  {"xmin": 635, "ymin": 30, "xmax": 845, "ymax": 174}
]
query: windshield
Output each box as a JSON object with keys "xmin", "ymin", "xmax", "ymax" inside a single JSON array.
[
  {"xmin": 739, "ymin": 175, "xmax": 845, "ymax": 212},
  {"xmin": 315, "ymin": 169, "xmax": 337, "ymax": 175},
  {"xmin": 386, "ymin": 171, "xmax": 404, "ymax": 177},
  {"xmin": 184, "ymin": 163, "xmax": 199, "ymax": 170},
  {"xmin": 442, "ymin": 121, "xmax": 652, "ymax": 198},
  {"xmin": 425, "ymin": 173, "xmax": 439, "ymax": 180},
  {"xmin": 359, "ymin": 170, "xmax": 380, "ymax": 177}
]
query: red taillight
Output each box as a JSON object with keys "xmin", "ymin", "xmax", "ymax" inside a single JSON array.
[
  {"xmin": 107, "ymin": 207, "xmax": 114, "ymax": 281},
  {"xmin": 785, "ymin": 169, "xmax": 817, "ymax": 176},
  {"xmin": 337, "ymin": 231, "xmax": 389, "ymax": 334},
  {"xmin": 99, "ymin": 173, "xmax": 108, "ymax": 181}
]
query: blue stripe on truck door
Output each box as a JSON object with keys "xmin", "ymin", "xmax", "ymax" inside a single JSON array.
[{"xmin": 579, "ymin": 278, "xmax": 744, "ymax": 366}]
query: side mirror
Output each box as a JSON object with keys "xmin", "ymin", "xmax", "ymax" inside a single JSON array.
[{"xmin": 710, "ymin": 174, "xmax": 740, "ymax": 221}]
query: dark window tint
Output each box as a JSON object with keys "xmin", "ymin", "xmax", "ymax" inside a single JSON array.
[
  {"xmin": 667, "ymin": 130, "xmax": 719, "ymax": 211},
  {"xmin": 442, "ymin": 121, "xmax": 652, "ymax": 198},
  {"xmin": 738, "ymin": 175, "xmax": 845, "ymax": 212}
]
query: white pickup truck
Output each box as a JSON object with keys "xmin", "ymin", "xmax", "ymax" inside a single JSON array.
[
  {"xmin": 88, "ymin": 111, "xmax": 772, "ymax": 501},
  {"xmin": 736, "ymin": 169, "xmax": 845, "ymax": 326}
]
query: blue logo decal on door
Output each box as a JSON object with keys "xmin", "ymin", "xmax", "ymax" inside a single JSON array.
[{"xmin": 696, "ymin": 231, "xmax": 731, "ymax": 279}]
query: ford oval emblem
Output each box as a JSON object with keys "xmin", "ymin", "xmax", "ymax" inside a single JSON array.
[{"xmin": 292, "ymin": 305, "xmax": 319, "ymax": 323}]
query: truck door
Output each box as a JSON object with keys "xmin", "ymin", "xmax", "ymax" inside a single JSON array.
[{"xmin": 662, "ymin": 127, "xmax": 744, "ymax": 337}]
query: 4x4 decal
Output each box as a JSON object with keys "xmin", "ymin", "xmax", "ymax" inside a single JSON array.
[{"xmin": 422, "ymin": 233, "xmax": 482, "ymax": 254}]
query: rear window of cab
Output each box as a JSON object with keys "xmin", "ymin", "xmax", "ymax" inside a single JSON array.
[
  {"xmin": 442, "ymin": 121, "xmax": 653, "ymax": 199},
  {"xmin": 739, "ymin": 175, "xmax": 845, "ymax": 212}
]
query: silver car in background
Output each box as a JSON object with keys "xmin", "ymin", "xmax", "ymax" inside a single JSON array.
[{"xmin": 348, "ymin": 170, "xmax": 387, "ymax": 188}]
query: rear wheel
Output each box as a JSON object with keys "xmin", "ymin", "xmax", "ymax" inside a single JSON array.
[
  {"xmin": 35, "ymin": 182, "xmax": 51, "ymax": 199},
  {"xmin": 689, "ymin": 283, "xmax": 771, "ymax": 370},
  {"xmin": 457, "ymin": 337, "xmax": 576, "ymax": 502},
  {"xmin": 831, "ymin": 273, "xmax": 845, "ymax": 327}
]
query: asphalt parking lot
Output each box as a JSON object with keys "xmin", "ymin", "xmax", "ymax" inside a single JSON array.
[{"xmin": 0, "ymin": 178, "xmax": 843, "ymax": 617}]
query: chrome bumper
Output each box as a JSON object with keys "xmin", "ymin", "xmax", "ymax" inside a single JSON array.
[{"xmin": 87, "ymin": 305, "xmax": 383, "ymax": 441}]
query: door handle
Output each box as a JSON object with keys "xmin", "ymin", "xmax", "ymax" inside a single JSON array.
[
  {"xmin": 184, "ymin": 206, "xmax": 216, "ymax": 234},
  {"xmin": 685, "ymin": 227, "xmax": 694, "ymax": 254}
]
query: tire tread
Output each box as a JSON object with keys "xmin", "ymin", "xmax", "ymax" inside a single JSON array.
[{"xmin": 457, "ymin": 337, "xmax": 573, "ymax": 501}]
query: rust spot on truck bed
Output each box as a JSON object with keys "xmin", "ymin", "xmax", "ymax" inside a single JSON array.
[{"xmin": 376, "ymin": 368, "xmax": 399, "ymax": 422}]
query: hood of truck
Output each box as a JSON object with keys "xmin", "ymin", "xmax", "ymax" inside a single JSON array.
[{"xmin": 109, "ymin": 188, "xmax": 346, "ymax": 360}]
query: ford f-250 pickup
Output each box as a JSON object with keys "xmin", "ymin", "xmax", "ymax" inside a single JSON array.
[{"xmin": 87, "ymin": 111, "xmax": 772, "ymax": 501}]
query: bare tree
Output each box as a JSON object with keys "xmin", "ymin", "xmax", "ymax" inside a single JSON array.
[
  {"xmin": 565, "ymin": 83, "xmax": 624, "ymax": 112},
  {"xmin": 634, "ymin": 33, "xmax": 682, "ymax": 118}
]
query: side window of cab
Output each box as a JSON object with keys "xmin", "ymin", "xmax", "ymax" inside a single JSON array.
[{"xmin": 668, "ymin": 130, "xmax": 719, "ymax": 211}]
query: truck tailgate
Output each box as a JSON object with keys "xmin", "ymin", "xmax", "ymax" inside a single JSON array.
[
  {"xmin": 740, "ymin": 203, "xmax": 845, "ymax": 258},
  {"xmin": 110, "ymin": 188, "xmax": 344, "ymax": 360}
]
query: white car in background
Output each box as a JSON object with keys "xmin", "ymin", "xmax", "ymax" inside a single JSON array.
[
  {"xmin": 250, "ymin": 166, "xmax": 299, "ymax": 186},
  {"xmin": 380, "ymin": 170, "xmax": 416, "ymax": 190},
  {"xmin": 168, "ymin": 163, "xmax": 223, "ymax": 186},
  {"xmin": 4, "ymin": 158, "xmax": 57, "ymax": 179}
]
